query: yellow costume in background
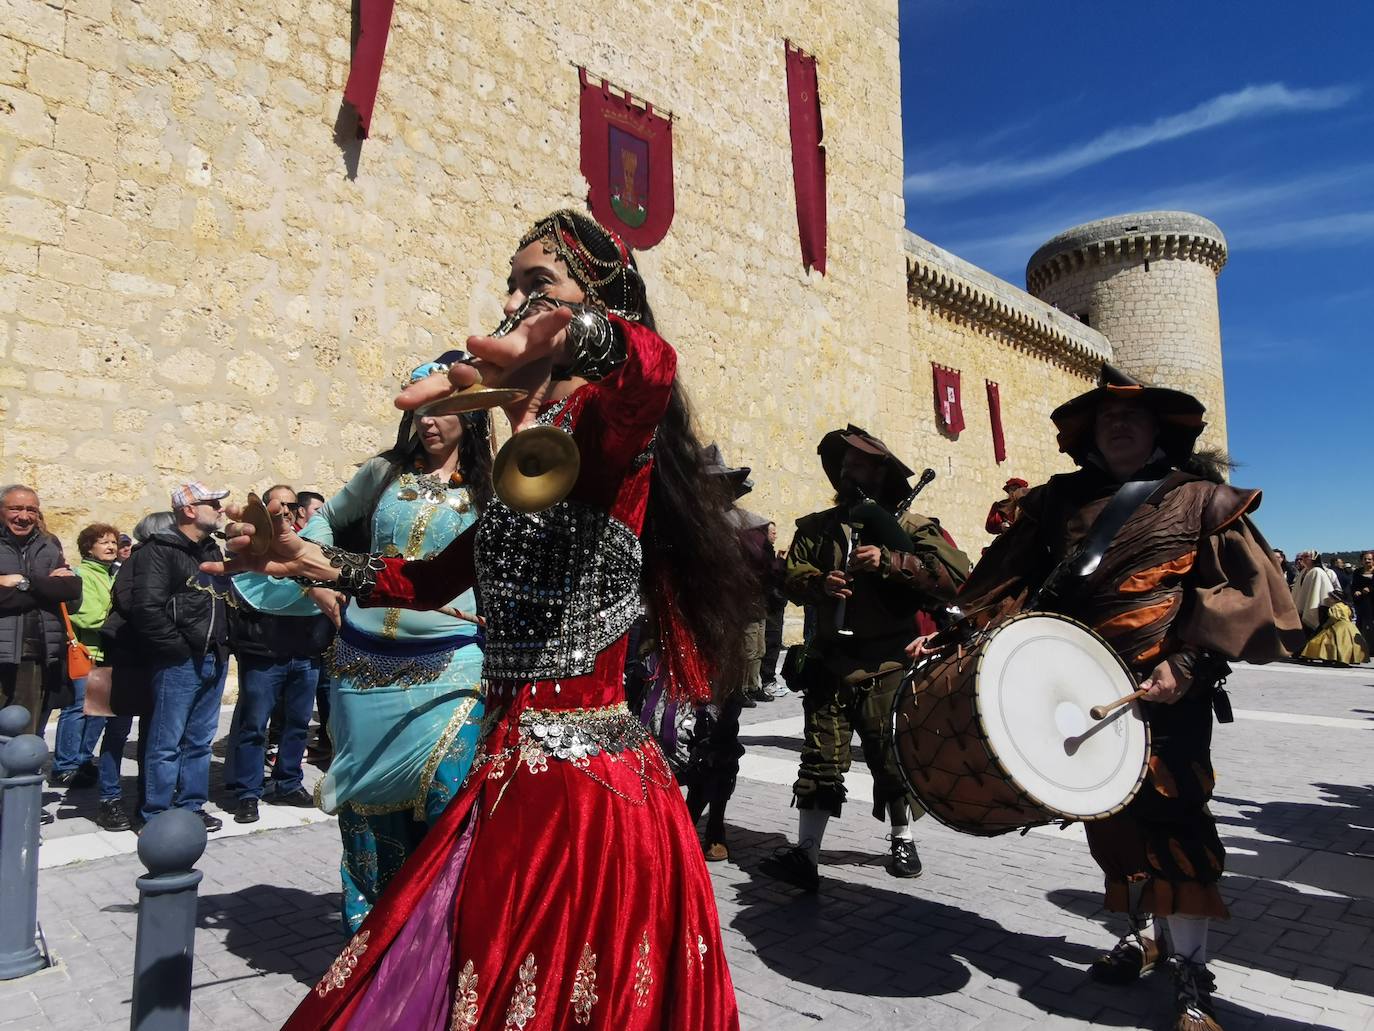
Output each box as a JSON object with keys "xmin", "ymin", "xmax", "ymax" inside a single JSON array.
[{"xmin": 1302, "ymin": 601, "xmax": 1369, "ymax": 665}]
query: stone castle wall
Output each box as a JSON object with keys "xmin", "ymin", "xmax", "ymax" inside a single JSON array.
[
  {"xmin": 902, "ymin": 232, "xmax": 1110, "ymax": 549},
  {"xmin": 1, "ymin": 0, "xmax": 916, "ymax": 551},
  {"xmin": 1, "ymin": 0, "xmax": 1211, "ymax": 566}
]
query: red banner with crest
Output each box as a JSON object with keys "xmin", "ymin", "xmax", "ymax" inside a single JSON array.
[
  {"xmin": 932, "ymin": 363, "xmax": 965, "ymax": 434},
  {"xmin": 579, "ymin": 68, "xmax": 674, "ymax": 250}
]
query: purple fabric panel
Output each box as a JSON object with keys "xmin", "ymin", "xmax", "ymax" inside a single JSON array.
[{"xmin": 345, "ymin": 816, "xmax": 477, "ymax": 1030}]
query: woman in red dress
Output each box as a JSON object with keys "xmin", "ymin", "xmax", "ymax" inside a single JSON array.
[{"xmin": 213, "ymin": 210, "xmax": 750, "ymax": 1030}]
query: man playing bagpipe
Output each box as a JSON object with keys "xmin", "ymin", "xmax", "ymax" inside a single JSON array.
[{"xmin": 760, "ymin": 425, "xmax": 969, "ymax": 891}]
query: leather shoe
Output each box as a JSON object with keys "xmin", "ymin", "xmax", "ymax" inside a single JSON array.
[
  {"xmin": 266, "ymin": 786, "xmax": 314, "ymax": 807},
  {"xmin": 234, "ymin": 798, "xmax": 260, "ymax": 824},
  {"xmin": 95, "ymin": 799, "xmax": 132, "ymax": 832}
]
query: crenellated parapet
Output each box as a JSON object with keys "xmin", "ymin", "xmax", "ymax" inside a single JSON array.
[
  {"xmin": 1026, "ymin": 211, "xmax": 1227, "ymax": 295},
  {"xmin": 905, "ymin": 231, "xmax": 1111, "ymax": 380}
]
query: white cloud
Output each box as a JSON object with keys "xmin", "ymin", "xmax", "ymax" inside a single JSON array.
[
  {"xmin": 1230, "ymin": 210, "xmax": 1374, "ymax": 250},
  {"xmin": 904, "ymin": 83, "xmax": 1359, "ymax": 198},
  {"xmin": 922, "ymin": 163, "xmax": 1374, "ymax": 276}
]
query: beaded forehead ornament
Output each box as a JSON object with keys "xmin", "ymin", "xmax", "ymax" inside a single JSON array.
[{"xmin": 516, "ymin": 209, "xmax": 645, "ymax": 320}]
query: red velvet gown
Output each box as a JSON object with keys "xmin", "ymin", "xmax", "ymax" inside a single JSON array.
[{"xmin": 282, "ymin": 321, "xmax": 739, "ymax": 1031}]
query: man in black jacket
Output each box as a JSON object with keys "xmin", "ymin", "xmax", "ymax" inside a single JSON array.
[
  {"xmin": 128, "ymin": 482, "xmax": 232, "ymax": 832},
  {"xmin": 0, "ymin": 485, "xmax": 82, "ymax": 736},
  {"xmin": 225, "ymin": 484, "xmax": 333, "ymax": 824}
]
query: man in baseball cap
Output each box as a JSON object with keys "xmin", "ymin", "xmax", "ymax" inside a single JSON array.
[
  {"xmin": 120, "ymin": 479, "xmax": 233, "ymax": 832},
  {"xmin": 170, "ymin": 481, "xmax": 230, "ymax": 510}
]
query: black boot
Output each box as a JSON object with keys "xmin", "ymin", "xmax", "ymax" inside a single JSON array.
[
  {"xmin": 759, "ymin": 844, "xmax": 819, "ymax": 893},
  {"xmin": 1167, "ymin": 956, "xmax": 1223, "ymax": 1031}
]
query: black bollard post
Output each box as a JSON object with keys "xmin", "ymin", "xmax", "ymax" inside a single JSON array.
[
  {"xmin": 0, "ymin": 704, "xmax": 29, "ymax": 775},
  {"xmin": 0, "ymin": 733, "xmax": 50, "ymax": 980},
  {"xmin": 130, "ymin": 808, "xmax": 208, "ymax": 1031}
]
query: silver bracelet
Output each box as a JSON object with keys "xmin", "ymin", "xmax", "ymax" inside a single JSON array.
[{"xmin": 291, "ymin": 544, "xmax": 384, "ymax": 599}]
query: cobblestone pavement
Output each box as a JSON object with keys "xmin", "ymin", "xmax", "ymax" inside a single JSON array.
[{"xmin": 3, "ymin": 660, "xmax": 1371, "ymax": 1029}]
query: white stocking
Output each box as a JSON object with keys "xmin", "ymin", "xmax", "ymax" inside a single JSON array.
[
  {"xmin": 797, "ymin": 809, "xmax": 830, "ymax": 865},
  {"xmin": 1165, "ymin": 915, "xmax": 1209, "ymax": 963}
]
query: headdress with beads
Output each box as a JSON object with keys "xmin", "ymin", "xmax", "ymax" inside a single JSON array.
[{"xmin": 517, "ymin": 209, "xmax": 646, "ymax": 320}]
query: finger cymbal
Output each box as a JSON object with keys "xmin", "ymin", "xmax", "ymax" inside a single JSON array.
[
  {"xmin": 241, "ymin": 492, "xmax": 274, "ymax": 559},
  {"xmin": 416, "ymin": 385, "xmax": 528, "ymax": 416}
]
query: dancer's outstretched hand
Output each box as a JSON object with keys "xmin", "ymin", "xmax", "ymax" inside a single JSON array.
[
  {"xmin": 468, "ymin": 306, "xmax": 574, "ymax": 431},
  {"xmin": 394, "ymin": 362, "xmax": 483, "ymax": 412},
  {"xmin": 200, "ymin": 499, "xmax": 337, "ymax": 583}
]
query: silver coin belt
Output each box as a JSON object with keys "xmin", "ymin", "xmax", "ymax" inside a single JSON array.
[{"xmin": 518, "ymin": 703, "xmax": 650, "ymax": 761}]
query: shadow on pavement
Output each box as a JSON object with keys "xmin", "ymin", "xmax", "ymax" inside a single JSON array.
[
  {"xmin": 728, "ymin": 827, "xmax": 1333, "ymax": 1030},
  {"xmin": 1049, "ymin": 879, "xmax": 1371, "ymax": 995},
  {"xmin": 198, "ymin": 885, "xmax": 345, "ymax": 987},
  {"xmin": 1214, "ymin": 785, "xmax": 1374, "ymax": 877}
]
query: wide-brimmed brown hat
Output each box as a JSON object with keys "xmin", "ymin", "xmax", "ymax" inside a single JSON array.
[
  {"xmin": 817, "ymin": 424, "xmax": 913, "ymax": 492},
  {"xmin": 1051, "ymin": 364, "xmax": 1206, "ymax": 465}
]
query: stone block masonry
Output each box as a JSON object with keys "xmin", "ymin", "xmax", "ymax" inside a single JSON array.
[{"xmin": 1, "ymin": 4, "xmax": 1228, "ymax": 563}]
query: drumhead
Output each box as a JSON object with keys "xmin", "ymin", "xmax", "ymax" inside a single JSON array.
[{"xmin": 976, "ymin": 612, "xmax": 1147, "ymax": 820}]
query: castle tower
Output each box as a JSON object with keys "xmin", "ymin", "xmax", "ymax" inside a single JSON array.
[{"xmin": 1025, "ymin": 211, "xmax": 1229, "ymax": 452}]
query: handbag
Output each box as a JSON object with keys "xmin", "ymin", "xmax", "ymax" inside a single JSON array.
[
  {"xmin": 61, "ymin": 602, "xmax": 94, "ymax": 680},
  {"xmin": 83, "ymin": 666, "xmax": 115, "ymax": 717}
]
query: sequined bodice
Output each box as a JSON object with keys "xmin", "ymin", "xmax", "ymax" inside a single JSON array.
[{"xmin": 475, "ymin": 500, "xmax": 642, "ymax": 681}]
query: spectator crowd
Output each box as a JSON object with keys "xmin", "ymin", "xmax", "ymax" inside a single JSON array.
[
  {"xmin": 0, "ymin": 480, "xmax": 336, "ymax": 832},
  {"xmin": 1, "ymin": 476, "xmax": 1368, "ymax": 839}
]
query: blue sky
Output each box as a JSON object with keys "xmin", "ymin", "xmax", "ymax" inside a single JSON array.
[{"xmin": 898, "ymin": 1, "xmax": 1373, "ymax": 554}]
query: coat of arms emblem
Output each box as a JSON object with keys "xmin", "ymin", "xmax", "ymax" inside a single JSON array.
[{"xmin": 578, "ymin": 68, "xmax": 674, "ymax": 249}]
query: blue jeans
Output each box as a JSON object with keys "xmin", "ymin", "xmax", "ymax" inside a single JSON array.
[
  {"xmin": 141, "ymin": 653, "xmax": 227, "ymax": 821},
  {"xmin": 98, "ymin": 713, "xmax": 134, "ymax": 802},
  {"xmin": 229, "ymin": 656, "xmax": 320, "ymax": 799},
  {"xmin": 52, "ymin": 676, "xmax": 106, "ymax": 774}
]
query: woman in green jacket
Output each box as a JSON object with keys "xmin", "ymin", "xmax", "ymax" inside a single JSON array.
[{"xmin": 49, "ymin": 523, "xmax": 120, "ymax": 788}]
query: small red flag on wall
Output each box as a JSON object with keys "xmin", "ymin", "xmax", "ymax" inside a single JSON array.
[
  {"xmin": 986, "ymin": 380, "xmax": 1006, "ymax": 463},
  {"xmin": 785, "ymin": 41, "xmax": 827, "ymax": 274},
  {"xmin": 342, "ymin": 0, "xmax": 396, "ymax": 138},
  {"xmin": 932, "ymin": 364, "xmax": 965, "ymax": 434}
]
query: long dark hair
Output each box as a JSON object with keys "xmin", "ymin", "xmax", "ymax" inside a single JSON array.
[{"xmin": 638, "ymin": 304, "xmax": 758, "ymax": 700}]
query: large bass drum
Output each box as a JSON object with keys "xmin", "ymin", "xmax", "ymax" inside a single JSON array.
[{"xmin": 892, "ymin": 611, "xmax": 1149, "ymax": 837}]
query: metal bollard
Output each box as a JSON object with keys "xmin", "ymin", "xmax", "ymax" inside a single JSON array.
[
  {"xmin": 131, "ymin": 808, "xmax": 207, "ymax": 1031},
  {"xmin": 0, "ymin": 733, "xmax": 50, "ymax": 980},
  {"xmin": 0, "ymin": 704, "xmax": 29, "ymax": 775}
]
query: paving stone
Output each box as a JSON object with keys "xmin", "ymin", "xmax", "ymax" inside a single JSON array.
[{"xmin": 4, "ymin": 662, "xmax": 1371, "ymax": 1028}]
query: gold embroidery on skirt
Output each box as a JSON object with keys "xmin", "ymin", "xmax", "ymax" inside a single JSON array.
[
  {"xmin": 450, "ymin": 959, "xmax": 479, "ymax": 1031},
  {"xmin": 570, "ymin": 943, "xmax": 598, "ymax": 1024},
  {"xmin": 503, "ymin": 953, "xmax": 538, "ymax": 1029},
  {"xmin": 315, "ymin": 930, "xmax": 369, "ymax": 997},
  {"xmin": 633, "ymin": 931, "xmax": 653, "ymax": 1006}
]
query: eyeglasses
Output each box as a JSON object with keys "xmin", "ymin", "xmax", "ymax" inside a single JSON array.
[{"xmin": 195, "ymin": 500, "xmax": 223, "ymax": 510}]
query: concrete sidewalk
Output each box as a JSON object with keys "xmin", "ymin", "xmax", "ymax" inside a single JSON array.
[{"xmin": 4, "ymin": 661, "xmax": 1372, "ymax": 1029}]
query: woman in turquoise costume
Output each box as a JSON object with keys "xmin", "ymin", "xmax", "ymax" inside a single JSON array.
[{"xmin": 235, "ymin": 353, "xmax": 492, "ymax": 932}]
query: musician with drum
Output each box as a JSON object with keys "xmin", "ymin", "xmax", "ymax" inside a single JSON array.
[
  {"xmin": 760, "ymin": 425, "xmax": 969, "ymax": 892},
  {"xmin": 913, "ymin": 369, "xmax": 1303, "ymax": 1031}
]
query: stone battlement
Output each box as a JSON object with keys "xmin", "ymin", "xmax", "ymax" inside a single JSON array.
[
  {"xmin": 1025, "ymin": 211, "xmax": 1228, "ymax": 295},
  {"xmin": 905, "ymin": 230, "xmax": 1112, "ymax": 378}
]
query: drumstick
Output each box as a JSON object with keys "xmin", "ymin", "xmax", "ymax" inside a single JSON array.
[{"xmin": 1090, "ymin": 688, "xmax": 1147, "ymax": 721}]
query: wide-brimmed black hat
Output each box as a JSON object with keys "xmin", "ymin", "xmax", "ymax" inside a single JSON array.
[
  {"xmin": 1051, "ymin": 364, "xmax": 1206, "ymax": 465},
  {"xmin": 817, "ymin": 425, "xmax": 913, "ymax": 493}
]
